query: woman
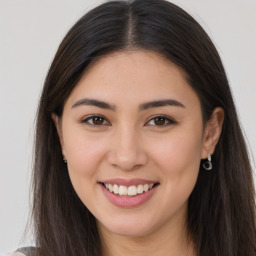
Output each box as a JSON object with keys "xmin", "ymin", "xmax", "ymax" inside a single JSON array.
[{"xmin": 10, "ymin": 0, "xmax": 256, "ymax": 255}]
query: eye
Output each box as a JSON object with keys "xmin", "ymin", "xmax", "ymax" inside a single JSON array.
[
  {"xmin": 81, "ymin": 115, "xmax": 110, "ymax": 126},
  {"xmin": 145, "ymin": 115, "xmax": 176, "ymax": 127}
]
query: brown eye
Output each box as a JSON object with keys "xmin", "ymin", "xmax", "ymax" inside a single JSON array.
[
  {"xmin": 154, "ymin": 117, "xmax": 166, "ymax": 125},
  {"xmin": 82, "ymin": 115, "xmax": 109, "ymax": 126},
  {"xmin": 91, "ymin": 116, "xmax": 105, "ymax": 125},
  {"xmin": 146, "ymin": 116, "xmax": 176, "ymax": 126}
]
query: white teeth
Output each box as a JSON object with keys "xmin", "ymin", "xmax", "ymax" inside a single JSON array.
[
  {"xmin": 103, "ymin": 183, "xmax": 156, "ymax": 196},
  {"xmin": 128, "ymin": 186, "xmax": 137, "ymax": 196},
  {"xmin": 119, "ymin": 185, "xmax": 128, "ymax": 196},
  {"xmin": 137, "ymin": 184, "xmax": 144, "ymax": 194},
  {"xmin": 113, "ymin": 184, "xmax": 119, "ymax": 194},
  {"xmin": 108, "ymin": 184, "xmax": 113, "ymax": 192},
  {"xmin": 143, "ymin": 184, "xmax": 149, "ymax": 192}
]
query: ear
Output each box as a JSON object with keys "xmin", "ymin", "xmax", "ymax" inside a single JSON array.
[
  {"xmin": 51, "ymin": 113, "xmax": 65, "ymax": 154},
  {"xmin": 201, "ymin": 107, "xmax": 224, "ymax": 159}
]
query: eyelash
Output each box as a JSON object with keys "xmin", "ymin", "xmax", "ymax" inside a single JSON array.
[
  {"xmin": 81, "ymin": 115, "xmax": 177, "ymax": 127},
  {"xmin": 81, "ymin": 115, "xmax": 110, "ymax": 126},
  {"xmin": 145, "ymin": 115, "xmax": 177, "ymax": 126}
]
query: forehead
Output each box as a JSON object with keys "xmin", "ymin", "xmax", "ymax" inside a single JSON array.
[{"xmin": 65, "ymin": 50, "xmax": 200, "ymax": 109}]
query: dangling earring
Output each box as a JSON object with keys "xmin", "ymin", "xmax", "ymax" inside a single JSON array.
[
  {"xmin": 203, "ymin": 153, "xmax": 212, "ymax": 170},
  {"xmin": 63, "ymin": 154, "xmax": 67, "ymax": 163}
]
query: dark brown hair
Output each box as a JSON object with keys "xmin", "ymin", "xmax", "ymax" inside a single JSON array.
[{"xmin": 32, "ymin": 0, "xmax": 256, "ymax": 255}]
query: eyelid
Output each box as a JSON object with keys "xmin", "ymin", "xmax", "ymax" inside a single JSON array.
[
  {"xmin": 80, "ymin": 114, "xmax": 111, "ymax": 126},
  {"xmin": 145, "ymin": 115, "xmax": 177, "ymax": 126},
  {"xmin": 80, "ymin": 114, "xmax": 177, "ymax": 127}
]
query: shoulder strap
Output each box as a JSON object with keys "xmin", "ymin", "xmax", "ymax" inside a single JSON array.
[{"xmin": 16, "ymin": 247, "xmax": 36, "ymax": 256}]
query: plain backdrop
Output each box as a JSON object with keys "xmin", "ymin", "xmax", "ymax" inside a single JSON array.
[{"xmin": 0, "ymin": 0, "xmax": 255, "ymax": 253}]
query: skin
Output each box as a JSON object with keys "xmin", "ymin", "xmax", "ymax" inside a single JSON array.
[{"xmin": 52, "ymin": 50, "xmax": 224, "ymax": 256}]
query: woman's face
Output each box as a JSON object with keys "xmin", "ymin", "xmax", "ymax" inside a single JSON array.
[{"xmin": 55, "ymin": 50, "xmax": 209, "ymax": 237}]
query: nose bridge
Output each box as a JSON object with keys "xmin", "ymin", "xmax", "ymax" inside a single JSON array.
[{"xmin": 108, "ymin": 123, "xmax": 147, "ymax": 170}]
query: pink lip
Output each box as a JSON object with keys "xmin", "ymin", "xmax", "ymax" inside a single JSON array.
[
  {"xmin": 100, "ymin": 178, "xmax": 158, "ymax": 187},
  {"xmin": 100, "ymin": 183, "xmax": 159, "ymax": 208}
]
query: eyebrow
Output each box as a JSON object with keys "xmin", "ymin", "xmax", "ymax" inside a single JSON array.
[
  {"xmin": 71, "ymin": 98, "xmax": 185, "ymax": 111},
  {"xmin": 139, "ymin": 99, "xmax": 185, "ymax": 111},
  {"xmin": 72, "ymin": 98, "xmax": 116, "ymax": 111}
]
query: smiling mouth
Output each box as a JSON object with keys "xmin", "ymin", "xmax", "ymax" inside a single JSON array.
[{"xmin": 99, "ymin": 182, "xmax": 160, "ymax": 197}]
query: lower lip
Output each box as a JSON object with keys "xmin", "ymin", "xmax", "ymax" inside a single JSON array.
[{"xmin": 100, "ymin": 184, "xmax": 158, "ymax": 208}]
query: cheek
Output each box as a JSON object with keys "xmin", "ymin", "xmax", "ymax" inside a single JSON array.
[
  {"xmin": 62, "ymin": 125, "xmax": 109, "ymax": 180},
  {"xmin": 63, "ymin": 132, "xmax": 109, "ymax": 208},
  {"xmin": 144, "ymin": 131, "xmax": 202, "ymax": 224},
  {"xmin": 148, "ymin": 129, "xmax": 202, "ymax": 192},
  {"xmin": 151, "ymin": 129, "xmax": 202, "ymax": 165}
]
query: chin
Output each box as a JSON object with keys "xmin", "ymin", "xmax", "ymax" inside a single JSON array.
[{"xmin": 97, "ymin": 215, "xmax": 157, "ymax": 238}]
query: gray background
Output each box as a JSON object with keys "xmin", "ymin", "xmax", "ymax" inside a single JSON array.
[{"xmin": 0, "ymin": 0, "xmax": 255, "ymax": 253}]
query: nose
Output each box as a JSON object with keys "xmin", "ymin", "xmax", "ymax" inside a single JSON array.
[{"xmin": 107, "ymin": 127, "xmax": 148, "ymax": 171}]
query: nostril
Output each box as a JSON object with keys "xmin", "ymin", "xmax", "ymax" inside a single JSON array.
[{"xmin": 107, "ymin": 147, "xmax": 148, "ymax": 171}]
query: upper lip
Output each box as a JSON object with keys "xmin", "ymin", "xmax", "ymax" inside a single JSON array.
[{"xmin": 99, "ymin": 178, "xmax": 159, "ymax": 187}]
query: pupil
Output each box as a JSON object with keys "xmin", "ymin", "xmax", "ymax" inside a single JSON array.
[
  {"xmin": 155, "ymin": 117, "xmax": 165, "ymax": 125},
  {"xmin": 93, "ymin": 117, "xmax": 103, "ymax": 125}
]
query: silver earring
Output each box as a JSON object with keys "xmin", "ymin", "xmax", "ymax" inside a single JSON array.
[
  {"xmin": 203, "ymin": 153, "xmax": 212, "ymax": 170},
  {"xmin": 63, "ymin": 154, "xmax": 67, "ymax": 163}
]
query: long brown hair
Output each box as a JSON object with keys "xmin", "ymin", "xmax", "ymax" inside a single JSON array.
[{"xmin": 32, "ymin": 0, "xmax": 256, "ymax": 255}]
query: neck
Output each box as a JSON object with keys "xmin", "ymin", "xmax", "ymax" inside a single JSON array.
[{"xmin": 97, "ymin": 208, "xmax": 195, "ymax": 256}]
